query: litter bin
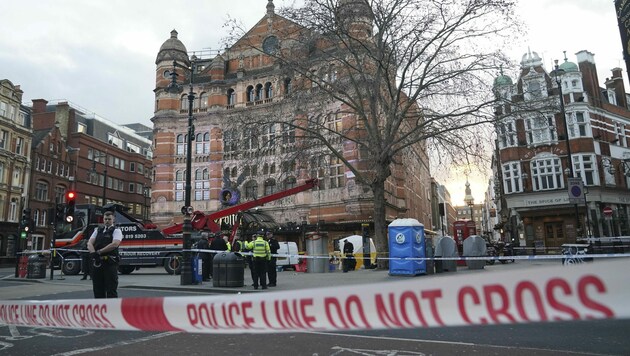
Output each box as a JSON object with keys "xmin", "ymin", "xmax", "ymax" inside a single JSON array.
[
  {"xmin": 463, "ymin": 235, "xmax": 486, "ymax": 270},
  {"xmin": 213, "ymin": 252, "xmax": 244, "ymax": 287},
  {"xmin": 27, "ymin": 254, "xmax": 47, "ymax": 279},
  {"xmin": 305, "ymin": 233, "xmax": 328, "ymax": 273},
  {"xmin": 388, "ymin": 218, "xmax": 426, "ymax": 276},
  {"xmin": 435, "ymin": 236, "xmax": 458, "ymax": 273}
]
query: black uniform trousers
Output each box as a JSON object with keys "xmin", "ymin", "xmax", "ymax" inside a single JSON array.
[
  {"xmin": 81, "ymin": 252, "xmax": 91, "ymax": 278},
  {"xmin": 201, "ymin": 253, "xmax": 211, "ymax": 280},
  {"xmin": 252, "ymin": 257, "xmax": 268, "ymax": 289},
  {"xmin": 267, "ymin": 257, "xmax": 277, "ymax": 285},
  {"xmin": 246, "ymin": 256, "xmax": 255, "ymax": 283},
  {"xmin": 92, "ymin": 258, "xmax": 119, "ymax": 298}
]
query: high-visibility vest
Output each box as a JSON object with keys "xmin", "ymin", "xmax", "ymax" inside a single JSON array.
[{"xmin": 252, "ymin": 237, "xmax": 270, "ymax": 258}]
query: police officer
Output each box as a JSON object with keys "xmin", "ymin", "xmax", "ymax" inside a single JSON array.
[
  {"xmin": 240, "ymin": 235, "xmax": 255, "ymax": 284},
  {"xmin": 223, "ymin": 235, "xmax": 231, "ymax": 252},
  {"xmin": 266, "ymin": 232, "xmax": 280, "ymax": 287},
  {"xmin": 247, "ymin": 231, "xmax": 270, "ymax": 290},
  {"xmin": 87, "ymin": 211, "xmax": 123, "ymax": 298},
  {"xmin": 342, "ymin": 239, "xmax": 355, "ymax": 273},
  {"xmin": 196, "ymin": 232, "xmax": 211, "ymax": 281},
  {"xmin": 209, "ymin": 233, "xmax": 228, "ymax": 278},
  {"xmin": 79, "ymin": 238, "xmax": 90, "ymax": 280}
]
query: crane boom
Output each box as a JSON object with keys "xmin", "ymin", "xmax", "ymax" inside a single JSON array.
[{"xmin": 162, "ymin": 178, "xmax": 318, "ymax": 235}]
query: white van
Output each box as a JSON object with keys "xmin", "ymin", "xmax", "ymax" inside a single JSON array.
[
  {"xmin": 276, "ymin": 241, "xmax": 299, "ymax": 270},
  {"xmin": 338, "ymin": 235, "xmax": 377, "ymax": 270}
]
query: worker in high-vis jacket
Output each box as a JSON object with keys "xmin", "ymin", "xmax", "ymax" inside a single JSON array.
[{"xmin": 248, "ymin": 230, "xmax": 271, "ymax": 290}]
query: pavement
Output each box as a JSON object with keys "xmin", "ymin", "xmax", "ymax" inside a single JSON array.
[{"xmin": 0, "ymin": 258, "xmax": 561, "ymax": 300}]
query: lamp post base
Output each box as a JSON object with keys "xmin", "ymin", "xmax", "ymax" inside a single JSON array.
[{"xmin": 180, "ymin": 218, "xmax": 193, "ymax": 285}]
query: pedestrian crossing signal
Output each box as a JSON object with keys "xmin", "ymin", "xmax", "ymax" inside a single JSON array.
[{"xmin": 19, "ymin": 208, "xmax": 31, "ymax": 238}]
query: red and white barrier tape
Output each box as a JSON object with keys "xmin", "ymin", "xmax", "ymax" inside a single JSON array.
[{"xmin": 1, "ymin": 259, "xmax": 629, "ymax": 333}]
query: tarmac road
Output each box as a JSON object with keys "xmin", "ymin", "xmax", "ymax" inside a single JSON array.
[{"xmin": 1, "ymin": 259, "xmax": 629, "ymax": 355}]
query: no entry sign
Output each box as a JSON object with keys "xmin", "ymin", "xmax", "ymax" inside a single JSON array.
[{"xmin": 603, "ymin": 207, "xmax": 613, "ymax": 217}]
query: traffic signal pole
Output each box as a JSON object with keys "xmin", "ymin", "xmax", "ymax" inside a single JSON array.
[{"xmin": 50, "ymin": 197, "xmax": 59, "ymax": 280}]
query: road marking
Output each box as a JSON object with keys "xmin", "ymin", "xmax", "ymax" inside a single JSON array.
[{"xmin": 50, "ymin": 331, "xmax": 178, "ymax": 356}]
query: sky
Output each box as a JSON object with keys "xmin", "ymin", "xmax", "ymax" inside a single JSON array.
[{"xmin": 0, "ymin": 0, "xmax": 623, "ymax": 206}]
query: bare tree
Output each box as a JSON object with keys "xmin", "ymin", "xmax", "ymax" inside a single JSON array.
[{"xmin": 225, "ymin": 0, "xmax": 521, "ymax": 268}]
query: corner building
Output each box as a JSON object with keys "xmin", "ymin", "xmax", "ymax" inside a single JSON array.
[
  {"xmin": 493, "ymin": 50, "xmax": 630, "ymax": 248},
  {"xmin": 150, "ymin": 1, "xmax": 432, "ymax": 248}
]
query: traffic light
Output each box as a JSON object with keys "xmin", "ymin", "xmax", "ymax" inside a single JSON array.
[
  {"xmin": 20, "ymin": 208, "xmax": 31, "ymax": 238},
  {"xmin": 65, "ymin": 191, "xmax": 76, "ymax": 223},
  {"xmin": 55, "ymin": 204, "xmax": 65, "ymax": 223}
]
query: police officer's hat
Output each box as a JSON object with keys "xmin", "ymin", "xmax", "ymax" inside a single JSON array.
[{"xmin": 254, "ymin": 229, "xmax": 265, "ymax": 237}]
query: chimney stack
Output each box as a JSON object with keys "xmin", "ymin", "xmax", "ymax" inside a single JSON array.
[
  {"xmin": 576, "ymin": 50, "xmax": 603, "ymax": 108},
  {"xmin": 605, "ymin": 67, "xmax": 628, "ymax": 109}
]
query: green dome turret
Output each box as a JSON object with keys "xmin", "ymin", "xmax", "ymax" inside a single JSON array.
[
  {"xmin": 558, "ymin": 51, "xmax": 578, "ymax": 72},
  {"xmin": 493, "ymin": 65, "xmax": 513, "ymax": 87}
]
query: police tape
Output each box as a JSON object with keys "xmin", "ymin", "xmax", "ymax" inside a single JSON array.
[
  {"xmin": 0, "ymin": 259, "xmax": 628, "ymax": 333},
  {"xmin": 17, "ymin": 248, "xmax": 630, "ymax": 262}
]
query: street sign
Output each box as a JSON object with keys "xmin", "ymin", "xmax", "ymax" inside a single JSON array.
[
  {"xmin": 567, "ymin": 178, "xmax": 584, "ymax": 204},
  {"xmin": 603, "ymin": 206, "xmax": 613, "ymax": 218}
]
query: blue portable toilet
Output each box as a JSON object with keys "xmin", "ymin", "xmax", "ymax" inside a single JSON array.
[{"xmin": 388, "ymin": 218, "xmax": 426, "ymax": 276}]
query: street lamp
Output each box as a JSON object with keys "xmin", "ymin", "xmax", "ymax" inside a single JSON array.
[
  {"xmin": 143, "ymin": 187, "xmax": 151, "ymax": 221},
  {"xmin": 467, "ymin": 199, "xmax": 474, "ymax": 223},
  {"xmin": 167, "ymin": 59, "xmax": 196, "ymax": 285},
  {"xmin": 89, "ymin": 153, "xmax": 108, "ymax": 205},
  {"xmin": 550, "ymin": 60, "xmax": 582, "ymax": 238}
]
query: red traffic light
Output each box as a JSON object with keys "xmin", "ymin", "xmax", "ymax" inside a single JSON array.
[{"xmin": 66, "ymin": 191, "xmax": 76, "ymax": 200}]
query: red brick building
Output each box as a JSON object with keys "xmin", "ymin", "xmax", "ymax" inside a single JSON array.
[
  {"xmin": 150, "ymin": 1, "xmax": 431, "ymax": 250},
  {"xmin": 493, "ymin": 50, "xmax": 630, "ymax": 249},
  {"xmin": 30, "ymin": 99, "xmax": 153, "ymax": 248}
]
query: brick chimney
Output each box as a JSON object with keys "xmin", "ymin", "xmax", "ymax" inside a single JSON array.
[
  {"xmin": 605, "ymin": 67, "xmax": 628, "ymax": 109},
  {"xmin": 576, "ymin": 50, "xmax": 603, "ymax": 108},
  {"xmin": 31, "ymin": 99, "xmax": 48, "ymax": 114}
]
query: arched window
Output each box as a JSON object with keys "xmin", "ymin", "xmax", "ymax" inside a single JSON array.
[
  {"xmin": 224, "ymin": 129, "xmax": 237, "ymax": 152},
  {"xmin": 243, "ymin": 128, "xmax": 258, "ymax": 150},
  {"xmin": 265, "ymin": 82, "xmax": 273, "ymax": 99},
  {"xmin": 255, "ymin": 84, "xmax": 263, "ymax": 101},
  {"xmin": 40, "ymin": 209, "xmax": 47, "ymax": 227},
  {"xmin": 175, "ymin": 170, "xmax": 184, "ymax": 201},
  {"xmin": 199, "ymin": 92, "xmax": 208, "ymax": 108},
  {"xmin": 180, "ymin": 94, "xmax": 188, "ymax": 110},
  {"xmin": 195, "ymin": 168, "xmax": 210, "ymax": 201},
  {"xmin": 262, "ymin": 124, "xmax": 276, "ymax": 148},
  {"xmin": 195, "ymin": 132, "xmax": 210, "ymax": 154},
  {"xmin": 284, "ymin": 78, "xmax": 292, "ymax": 95},
  {"xmin": 264, "ymin": 178, "xmax": 276, "ymax": 195},
  {"xmin": 33, "ymin": 210, "xmax": 40, "ymax": 227},
  {"xmin": 246, "ymin": 86, "xmax": 254, "ymax": 102},
  {"xmin": 227, "ymin": 89, "xmax": 236, "ymax": 105},
  {"xmin": 176, "ymin": 134, "xmax": 186, "ymax": 155},
  {"xmin": 310, "ymin": 155, "xmax": 328, "ymax": 189},
  {"xmin": 282, "ymin": 123, "xmax": 295, "ymax": 144},
  {"xmin": 284, "ymin": 176, "xmax": 297, "ymax": 190},
  {"xmin": 244, "ymin": 180, "xmax": 258, "ymax": 199}
]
